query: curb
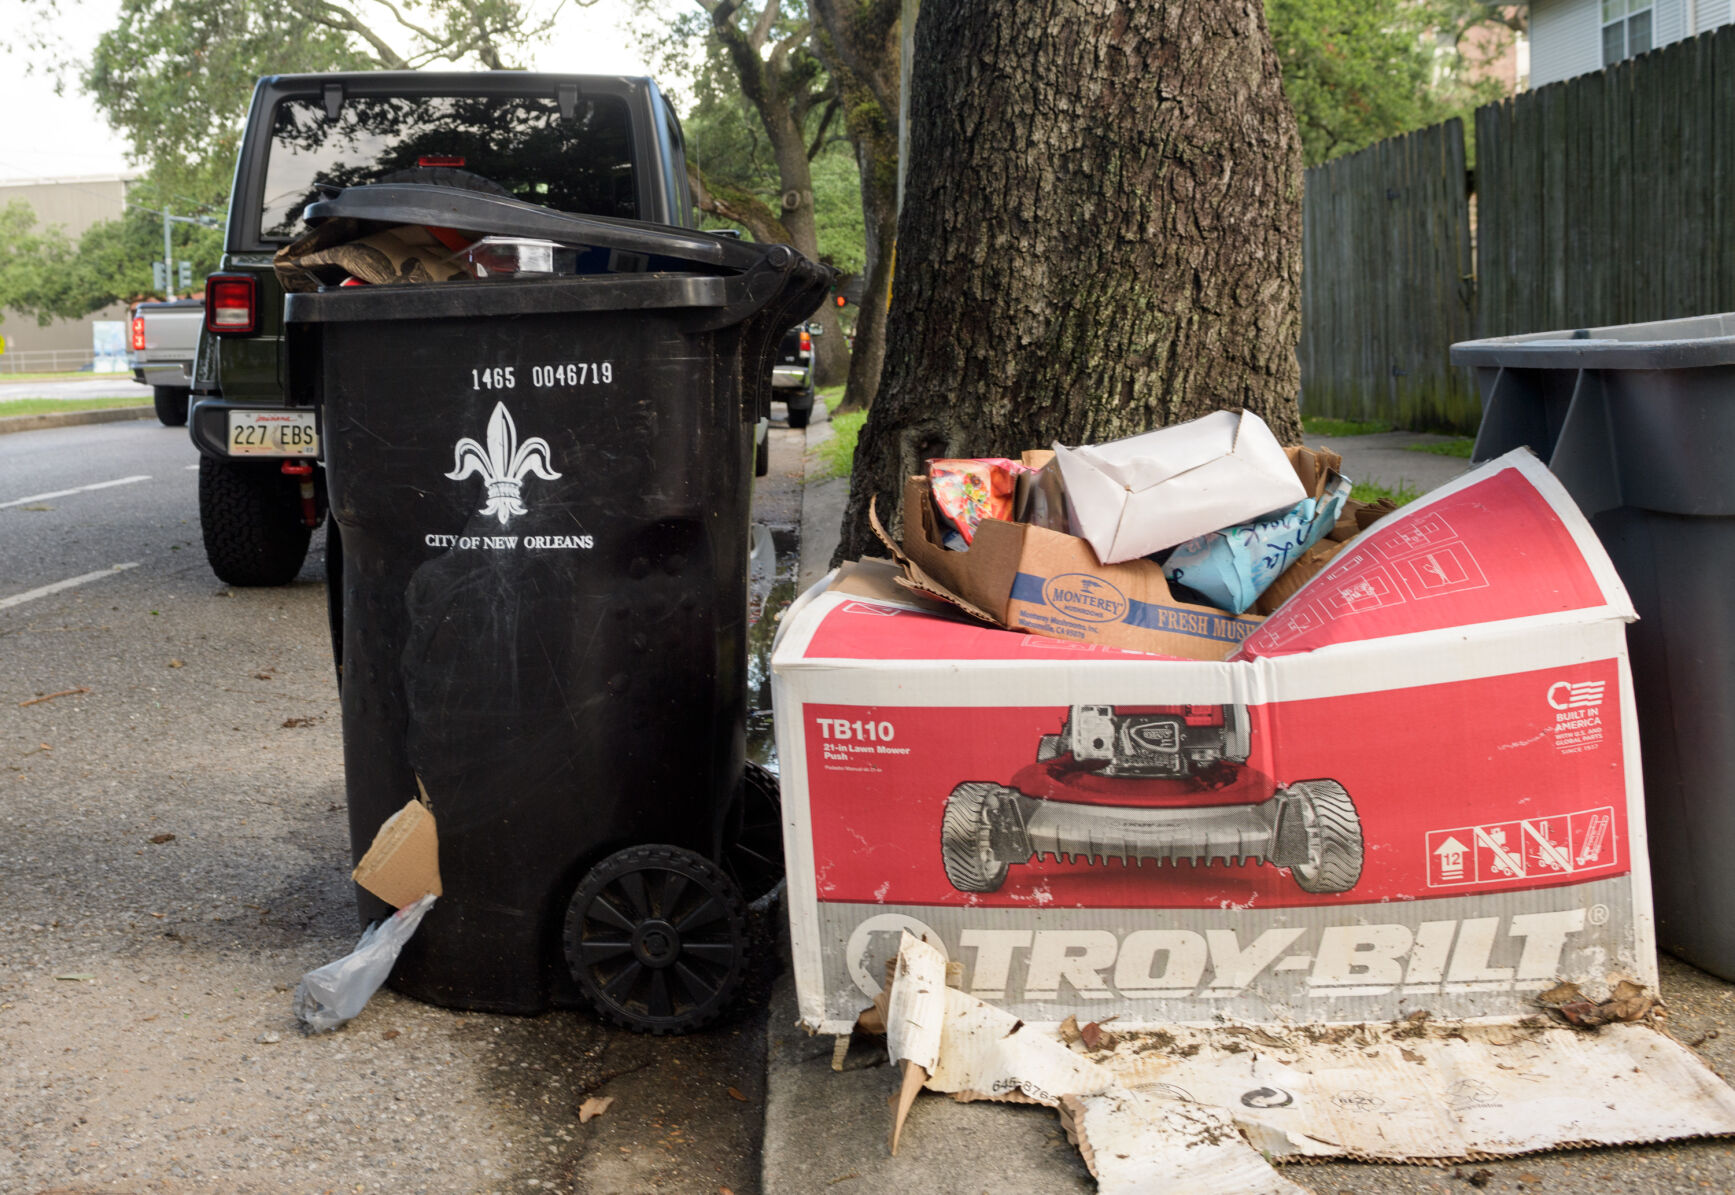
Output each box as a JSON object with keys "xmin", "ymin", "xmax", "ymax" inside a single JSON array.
[{"xmin": 0, "ymin": 406, "xmax": 157, "ymax": 436}]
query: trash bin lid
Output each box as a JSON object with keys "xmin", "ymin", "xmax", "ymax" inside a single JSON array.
[
  {"xmin": 301, "ymin": 184, "xmax": 770, "ymax": 276},
  {"xmin": 1451, "ymin": 312, "xmax": 1735, "ymax": 371}
]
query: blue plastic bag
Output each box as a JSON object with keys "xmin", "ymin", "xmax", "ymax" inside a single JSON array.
[{"xmin": 1163, "ymin": 476, "xmax": 1351, "ymax": 613}]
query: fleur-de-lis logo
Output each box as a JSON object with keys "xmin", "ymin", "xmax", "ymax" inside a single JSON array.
[{"xmin": 445, "ymin": 401, "xmax": 562, "ymax": 525}]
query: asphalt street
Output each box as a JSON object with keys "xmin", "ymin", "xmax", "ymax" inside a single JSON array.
[{"xmin": 0, "ymin": 414, "xmax": 807, "ymax": 1194}]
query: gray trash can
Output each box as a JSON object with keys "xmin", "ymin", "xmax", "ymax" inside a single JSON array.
[{"xmin": 1452, "ymin": 312, "xmax": 1735, "ymax": 979}]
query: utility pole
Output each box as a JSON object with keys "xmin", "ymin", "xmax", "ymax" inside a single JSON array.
[{"xmin": 162, "ymin": 209, "xmax": 175, "ymax": 300}]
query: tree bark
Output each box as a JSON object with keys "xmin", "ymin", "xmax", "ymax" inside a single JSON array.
[
  {"xmin": 834, "ymin": 0, "xmax": 1304, "ymax": 565},
  {"xmin": 812, "ymin": 0, "xmax": 901, "ymax": 412}
]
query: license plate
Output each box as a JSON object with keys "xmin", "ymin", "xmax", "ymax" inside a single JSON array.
[{"xmin": 228, "ymin": 410, "xmax": 318, "ymax": 457}]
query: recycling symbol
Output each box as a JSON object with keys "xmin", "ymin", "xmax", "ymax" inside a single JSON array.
[{"xmin": 1240, "ymin": 1087, "xmax": 1296, "ymax": 1109}]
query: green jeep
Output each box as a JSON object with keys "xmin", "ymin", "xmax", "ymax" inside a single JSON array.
[{"xmin": 190, "ymin": 72, "xmax": 698, "ymax": 586}]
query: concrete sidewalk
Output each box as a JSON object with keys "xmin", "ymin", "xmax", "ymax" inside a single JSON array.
[{"xmin": 767, "ymin": 413, "xmax": 1735, "ymax": 1194}]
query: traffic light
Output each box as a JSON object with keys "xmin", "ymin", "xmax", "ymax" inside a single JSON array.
[
  {"xmin": 152, "ymin": 261, "xmax": 168, "ymax": 292},
  {"xmin": 178, "ymin": 261, "xmax": 193, "ymax": 290},
  {"xmin": 834, "ymin": 294, "xmax": 848, "ymax": 307}
]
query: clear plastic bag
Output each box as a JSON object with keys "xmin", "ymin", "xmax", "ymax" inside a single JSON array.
[{"xmin": 293, "ymin": 894, "xmax": 436, "ymax": 1033}]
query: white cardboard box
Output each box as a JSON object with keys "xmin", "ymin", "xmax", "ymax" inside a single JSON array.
[
  {"xmin": 1051, "ymin": 408, "xmax": 1306, "ymax": 562},
  {"xmin": 772, "ymin": 451, "xmax": 1654, "ymax": 1034}
]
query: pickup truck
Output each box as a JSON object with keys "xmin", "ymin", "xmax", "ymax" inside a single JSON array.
[
  {"xmin": 189, "ymin": 71, "xmax": 704, "ymax": 587},
  {"xmin": 128, "ymin": 298, "xmax": 202, "ymax": 426}
]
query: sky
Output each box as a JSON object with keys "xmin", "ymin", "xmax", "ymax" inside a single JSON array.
[{"xmin": 0, "ymin": 0, "xmax": 662, "ymax": 183}]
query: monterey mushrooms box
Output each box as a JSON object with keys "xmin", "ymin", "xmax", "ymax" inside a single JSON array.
[{"xmin": 771, "ymin": 451, "xmax": 1654, "ymax": 1034}]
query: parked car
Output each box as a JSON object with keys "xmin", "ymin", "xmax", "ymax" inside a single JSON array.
[
  {"xmin": 128, "ymin": 298, "xmax": 203, "ymax": 426},
  {"xmin": 189, "ymin": 71, "xmax": 703, "ymax": 587},
  {"xmin": 772, "ymin": 321, "xmax": 818, "ymax": 429}
]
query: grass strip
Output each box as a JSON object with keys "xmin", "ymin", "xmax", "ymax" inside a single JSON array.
[
  {"xmin": 1352, "ymin": 479, "xmax": 1420, "ymax": 506},
  {"xmin": 816, "ymin": 408, "xmax": 864, "ymax": 481},
  {"xmin": 0, "ymin": 397, "xmax": 152, "ymax": 417}
]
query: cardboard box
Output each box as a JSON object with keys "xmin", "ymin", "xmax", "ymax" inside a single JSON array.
[
  {"xmin": 1052, "ymin": 409, "xmax": 1307, "ymax": 562},
  {"xmin": 774, "ymin": 451, "xmax": 1652, "ymax": 1034},
  {"xmin": 351, "ymin": 797, "xmax": 443, "ymax": 908},
  {"xmin": 879, "ymin": 474, "xmax": 1264, "ymax": 660}
]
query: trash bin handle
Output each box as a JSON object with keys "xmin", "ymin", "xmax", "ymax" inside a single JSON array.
[{"xmin": 301, "ymin": 184, "xmax": 767, "ymax": 273}]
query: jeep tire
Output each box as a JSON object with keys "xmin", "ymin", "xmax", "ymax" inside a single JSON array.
[
  {"xmin": 199, "ymin": 456, "xmax": 313, "ymax": 586},
  {"xmin": 153, "ymin": 385, "xmax": 190, "ymax": 427}
]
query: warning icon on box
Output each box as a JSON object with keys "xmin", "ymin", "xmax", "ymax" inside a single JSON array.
[{"xmin": 1427, "ymin": 806, "xmax": 1619, "ymax": 888}]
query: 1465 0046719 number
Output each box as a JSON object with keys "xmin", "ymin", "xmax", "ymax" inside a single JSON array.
[{"xmin": 471, "ymin": 363, "xmax": 615, "ymax": 390}]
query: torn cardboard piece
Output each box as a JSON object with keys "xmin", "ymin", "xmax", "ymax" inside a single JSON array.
[
  {"xmin": 1052, "ymin": 409, "xmax": 1307, "ymax": 563},
  {"xmin": 881, "ymin": 937, "xmax": 1735, "ymax": 1191},
  {"xmin": 1062, "ymin": 1090, "xmax": 1311, "ymax": 1195},
  {"xmin": 352, "ymin": 797, "xmax": 442, "ymax": 908},
  {"xmin": 872, "ymin": 482, "xmax": 1263, "ymax": 660}
]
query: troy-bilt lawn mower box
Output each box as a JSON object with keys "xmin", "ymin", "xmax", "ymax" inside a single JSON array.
[{"xmin": 772, "ymin": 451, "xmax": 1653, "ymax": 1034}]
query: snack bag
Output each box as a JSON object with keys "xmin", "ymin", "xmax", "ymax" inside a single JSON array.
[
  {"xmin": 1163, "ymin": 474, "xmax": 1352, "ymax": 613},
  {"xmin": 929, "ymin": 459, "xmax": 1026, "ymax": 547}
]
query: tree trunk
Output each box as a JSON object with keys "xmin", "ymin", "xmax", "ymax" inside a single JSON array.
[
  {"xmin": 707, "ymin": 0, "xmax": 851, "ymax": 387},
  {"xmin": 834, "ymin": 0, "xmax": 1304, "ymax": 565},
  {"xmin": 812, "ymin": 0, "xmax": 902, "ymax": 412}
]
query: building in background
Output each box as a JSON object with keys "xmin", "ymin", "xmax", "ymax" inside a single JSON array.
[
  {"xmin": 0, "ymin": 173, "xmax": 139, "ymax": 371},
  {"xmin": 1530, "ymin": 0, "xmax": 1733, "ymax": 86}
]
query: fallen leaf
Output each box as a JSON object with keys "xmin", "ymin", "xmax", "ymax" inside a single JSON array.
[
  {"xmin": 578, "ymin": 1095, "xmax": 614, "ymax": 1123},
  {"xmin": 726, "ymin": 1086, "xmax": 748, "ymax": 1102},
  {"xmin": 1080, "ymin": 1021, "xmax": 1118, "ymax": 1051},
  {"xmin": 282, "ymin": 716, "xmax": 320, "ymax": 729},
  {"xmin": 168, "ymin": 659, "xmax": 184, "ymax": 669},
  {"xmin": 148, "ymin": 833, "xmax": 175, "ymax": 845},
  {"xmin": 382, "ymin": 1029, "xmax": 400, "ymax": 1041},
  {"xmin": 54, "ymin": 973, "xmax": 96, "ymax": 982}
]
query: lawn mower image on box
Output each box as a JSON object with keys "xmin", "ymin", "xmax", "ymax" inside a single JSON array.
[{"xmin": 939, "ymin": 704, "xmax": 1364, "ymax": 895}]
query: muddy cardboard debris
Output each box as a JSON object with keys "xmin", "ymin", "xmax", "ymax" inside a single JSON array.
[{"xmin": 880, "ymin": 933, "xmax": 1735, "ymax": 1193}]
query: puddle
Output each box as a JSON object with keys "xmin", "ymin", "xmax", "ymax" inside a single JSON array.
[{"xmin": 746, "ymin": 525, "xmax": 798, "ymax": 774}]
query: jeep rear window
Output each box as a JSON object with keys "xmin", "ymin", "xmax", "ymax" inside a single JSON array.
[{"xmin": 259, "ymin": 94, "xmax": 637, "ymax": 241}]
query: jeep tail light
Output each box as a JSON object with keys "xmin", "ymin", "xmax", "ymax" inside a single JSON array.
[
  {"xmin": 130, "ymin": 315, "xmax": 145, "ymax": 352},
  {"xmin": 799, "ymin": 328, "xmax": 811, "ymax": 354},
  {"xmin": 205, "ymin": 274, "xmax": 258, "ymax": 336}
]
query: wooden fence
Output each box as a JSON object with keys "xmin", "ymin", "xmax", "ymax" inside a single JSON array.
[{"xmin": 1299, "ymin": 23, "xmax": 1735, "ymax": 434}]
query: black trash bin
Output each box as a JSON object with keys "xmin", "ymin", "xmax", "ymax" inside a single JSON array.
[
  {"xmin": 284, "ymin": 185, "xmax": 828, "ymax": 1031},
  {"xmin": 1452, "ymin": 312, "xmax": 1735, "ymax": 980}
]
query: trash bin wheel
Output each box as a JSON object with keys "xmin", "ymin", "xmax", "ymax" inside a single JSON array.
[
  {"xmin": 198, "ymin": 456, "xmax": 313, "ymax": 587},
  {"xmin": 1286, "ymin": 780, "xmax": 1364, "ymax": 894},
  {"xmin": 563, "ymin": 844, "xmax": 749, "ymax": 1035},
  {"xmin": 721, "ymin": 762, "xmax": 784, "ymax": 903},
  {"xmin": 153, "ymin": 385, "xmax": 189, "ymax": 427},
  {"xmin": 940, "ymin": 782, "xmax": 1012, "ymax": 893}
]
